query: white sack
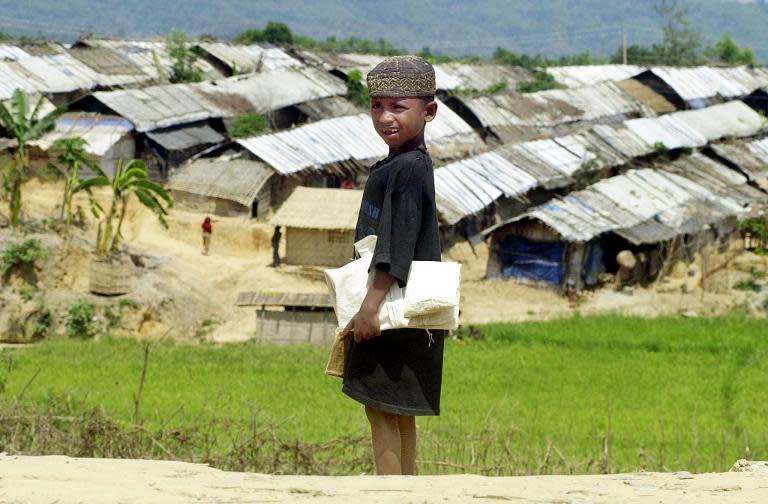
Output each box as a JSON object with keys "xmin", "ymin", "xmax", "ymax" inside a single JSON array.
[{"xmin": 325, "ymin": 236, "xmax": 460, "ymax": 331}]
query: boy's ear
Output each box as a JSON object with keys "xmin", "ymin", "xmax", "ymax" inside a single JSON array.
[{"xmin": 423, "ymin": 100, "xmax": 438, "ymax": 123}]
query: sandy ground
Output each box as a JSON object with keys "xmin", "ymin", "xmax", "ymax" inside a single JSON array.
[{"xmin": 2, "ymin": 455, "xmax": 768, "ymax": 503}]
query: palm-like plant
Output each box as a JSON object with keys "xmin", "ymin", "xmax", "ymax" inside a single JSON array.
[
  {"xmin": 76, "ymin": 159, "xmax": 173, "ymax": 257},
  {"xmin": 46, "ymin": 137, "xmax": 101, "ymax": 233},
  {"xmin": 0, "ymin": 89, "xmax": 64, "ymax": 228}
]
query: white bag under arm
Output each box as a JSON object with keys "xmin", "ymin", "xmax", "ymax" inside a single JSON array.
[{"xmin": 324, "ymin": 236, "xmax": 461, "ymax": 331}]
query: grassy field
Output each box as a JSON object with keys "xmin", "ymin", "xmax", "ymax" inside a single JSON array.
[{"xmin": 1, "ymin": 315, "xmax": 767, "ymax": 475}]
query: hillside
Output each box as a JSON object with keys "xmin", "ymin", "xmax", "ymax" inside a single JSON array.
[{"xmin": 1, "ymin": 0, "xmax": 767, "ymax": 61}]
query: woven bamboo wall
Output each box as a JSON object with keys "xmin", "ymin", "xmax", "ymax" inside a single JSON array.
[{"xmin": 284, "ymin": 228, "xmax": 354, "ymax": 267}]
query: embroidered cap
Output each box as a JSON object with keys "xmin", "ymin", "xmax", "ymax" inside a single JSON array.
[{"xmin": 367, "ymin": 55, "xmax": 436, "ymax": 98}]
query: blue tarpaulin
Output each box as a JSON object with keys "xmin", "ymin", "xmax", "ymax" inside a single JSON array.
[{"xmin": 499, "ymin": 235, "xmax": 567, "ymax": 285}]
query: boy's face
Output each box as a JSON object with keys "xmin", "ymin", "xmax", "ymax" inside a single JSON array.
[{"xmin": 370, "ymin": 96, "xmax": 437, "ymax": 150}]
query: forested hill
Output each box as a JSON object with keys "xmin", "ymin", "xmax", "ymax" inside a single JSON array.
[{"xmin": 2, "ymin": 0, "xmax": 767, "ymax": 62}]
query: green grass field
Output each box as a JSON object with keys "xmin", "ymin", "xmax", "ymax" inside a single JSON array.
[{"xmin": 2, "ymin": 315, "xmax": 767, "ymax": 475}]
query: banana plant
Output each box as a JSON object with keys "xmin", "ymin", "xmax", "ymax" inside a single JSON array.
[
  {"xmin": 75, "ymin": 159, "xmax": 173, "ymax": 258},
  {"xmin": 0, "ymin": 89, "xmax": 64, "ymax": 228},
  {"xmin": 46, "ymin": 136, "xmax": 102, "ymax": 233}
]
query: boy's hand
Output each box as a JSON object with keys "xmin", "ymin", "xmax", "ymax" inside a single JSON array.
[
  {"xmin": 342, "ymin": 307, "xmax": 381, "ymax": 343},
  {"xmin": 340, "ymin": 269, "xmax": 395, "ymax": 343}
]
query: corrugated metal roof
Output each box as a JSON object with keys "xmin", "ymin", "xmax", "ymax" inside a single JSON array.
[
  {"xmin": 615, "ymin": 78, "xmax": 677, "ymax": 114},
  {"xmin": 88, "ymin": 66, "xmax": 346, "ymax": 132},
  {"xmin": 556, "ymin": 129, "xmax": 627, "ymax": 168},
  {"xmin": 433, "ymin": 62, "xmax": 532, "ymax": 91},
  {"xmin": 13, "ymin": 53, "xmax": 101, "ymax": 93},
  {"xmin": 31, "ymin": 113, "xmax": 134, "ymax": 156},
  {"xmin": 295, "ymin": 96, "xmax": 359, "ymax": 120},
  {"xmin": 0, "ymin": 45, "xmax": 32, "ymax": 61},
  {"xmin": 0, "ymin": 60, "xmax": 42, "ymax": 99},
  {"xmin": 424, "ymin": 98, "xmax": 485, "ymax": 160},
  {"xmin": 294, "ymin": 50, "xmax": 381, "ymax": 75},
  {"xmin": 433, "ymin": 133, "xmax": 607, "ymax": 224},
  {"xmin": 547, "ymin": 65, "xmax": 645, "ymax": 88},
  {"xmin": 66, "ymin": 47, "xmax": 153, "ymax": 87},
  {"xmin": 199, "ymin": 42, "xmax": 304, "ymax": 72},
  {"xmin": 168, "ymin": 157, "xmax": 273, "ymax": 207},
  {"xmin": 434, "ymin": 151, "xmax": 538, "ymax": 224},
  {"xmin": 625, "ymin": 114, "xmax": 708, "ymax": 150},
  {"xmin": 236, "ymin": 100, "xmax": 478, "ymax": 176},
  {"xmin": 83, "ymin": 39, "xmax": 224, "ymax": 81},
  {"xmin": 235, "ymin": 291, "xmax": 332, "ymax": 308},
  {"xmin": 271, "ymin": 186, "xmax": 362, "ymax": 230},
  {"xmin": 4, "ymin": 50, "xmax": 152, "ymax": 93},
  {"xmin": 658, "ymin": 151, "xmax": 767, "ymax": 206},
  {"xmin": 711, "ymin": 137, "xmax": 768, "ymax": 188},
  {"xmin": 591, "ymin": 123, "xmax": 655, "ymax": 159},
  {"xmin": 673, "ymin": 101, "xmax": 764, "ymax": 141},
  {"xmin": 91, "ymin": 84, "xmax": 227, "ymax": 132},
  {"xmin": 237, "ymin": 113, "xmax": 386, "ymax": 175},
  {"xmin": 460, "ymin": 81, "xmax": 653, "ymax": 141},
  {"xmin": 513, "ymin": 166, "xmax": 748, "ymax": 243},
  {"xmin": 195, "ymin": 66, "xmax": 346, "ymax": 114},
  {"xmin": 646, "ymin": 66, "xmax": 768, "ymax": 103},
  {"xmin": 145, "ymin": 124, "xmax": 226, "ymax": 151},
  {"xmin": 495, "ymin": 142, "xmax": 571, "ymax": 189}
]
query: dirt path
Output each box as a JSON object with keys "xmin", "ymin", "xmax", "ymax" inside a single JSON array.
[{"xmin": 2, "ymin": 454, "xmax": 767, "ymax": 503}]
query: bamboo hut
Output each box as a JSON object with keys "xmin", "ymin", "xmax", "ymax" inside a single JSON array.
[{"xmin": 271, "ymin": 187, "xmax": 362, "ymax": 267}]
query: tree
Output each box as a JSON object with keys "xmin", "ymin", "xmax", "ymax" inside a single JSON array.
[
  {"xmin": 609, "ymin": 44, "xmax": 660, "ymax": 65},
  {"xmin": 45, "ymin": 137, "xmax": 101, "ymax": 233},
  {"xmin": 234, "ymin": 21, "xmax": 293, "ymax": 45},
  {"xmin": 77, "ymin": 159, "xmax": 172, "ymax": 257},
  {"xmin": 234, "ymin": 28, "xmax": 263, "ymax": 44},
  {"xmin": 709, "ymin": 33, "xmax": 756, "ymax": 65},
  {"xmin": 654, "ymin": 0, "xmax": 703, "ymax": 65},
  {"xmin": 262, "ymin": 21, "xmax": 293, "ymax": 45},
  {"xmin": 0, "ymin": 89, "xmax": 63, "ymax": 228},
  {"xmin": 166, "ymin": 29, "xmax": 202, "ymax": 83}
]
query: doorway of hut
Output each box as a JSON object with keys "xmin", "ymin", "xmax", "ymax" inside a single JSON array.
[
  {"xmin": 600, "ymin": 233, "xmax": 663, "ymax": 288},
  {"xmin": 251, "ymin": 200, "xmax": 258, "ymax": 218}
]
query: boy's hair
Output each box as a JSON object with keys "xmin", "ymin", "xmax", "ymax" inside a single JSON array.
[{"xmin": 421, "ymin": 96, "xmax": 435, "ymax": 104}]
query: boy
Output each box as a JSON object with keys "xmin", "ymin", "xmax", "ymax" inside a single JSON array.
[{"xmin": 340, "ymin": 55, "xmax": 443, "ymax": 476}]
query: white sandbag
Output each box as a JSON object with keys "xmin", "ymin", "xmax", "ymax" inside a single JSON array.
[
  {"xmin": 325, "ymin": 236, "xmax": 461, "ymax": 331},
  {"xmin": 403, "ymin": 261, "xmax": 461, "ymax": 317}
]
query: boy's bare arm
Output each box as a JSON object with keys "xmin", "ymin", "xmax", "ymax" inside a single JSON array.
[{"xmin": 342, "ymin": 269, "xmax": 396, "ymax": 342}]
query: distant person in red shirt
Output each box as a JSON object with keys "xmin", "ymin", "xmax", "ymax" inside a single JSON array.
[{"xmin": 202, "ymin": 216, "xmax": 212, "ymax": 255}]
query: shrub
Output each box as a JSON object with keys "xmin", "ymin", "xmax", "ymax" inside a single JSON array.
[
  {"xmin": 228, "ymin": 113, "xmax": 271, "ymax": 138},
  {"xmin": 346, "ymin": 70, "xmax": 369, "ymax": 107},
  {"xmin": 118, "ymin": 298, "xmax": 141, "ymax": 309},
  {"xmin": 1, "ymin": 239, "xmax": 51, "ymax": 275},
  {"xmin": 516, "ymin": 70, "xmax": 562, "ymax": 93},
  {"xmin": 733, "ymin": 279, "xmax": 761, "ymax": 293},
  {"xmin": 66, "ymin": 300, "xmax": 97, "ymax": 339}
]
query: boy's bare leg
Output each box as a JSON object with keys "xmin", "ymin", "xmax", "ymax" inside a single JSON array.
[
  {"xmin": 365, "ymin": 406, "xmax": 402, "ymax": 474},
  {"xmin": 397, "ymin": 415, "xmax": 417, "ymax": 475}
]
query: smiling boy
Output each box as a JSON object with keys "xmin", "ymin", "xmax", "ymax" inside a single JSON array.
[{"xmin": 340, "ymin": 56, "xmax": 443, "ymax": 475}]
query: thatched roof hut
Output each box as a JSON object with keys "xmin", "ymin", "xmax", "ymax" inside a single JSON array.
[{"xmin": 271, "ymin": 187, "xmax": 362, "ymax": 266}]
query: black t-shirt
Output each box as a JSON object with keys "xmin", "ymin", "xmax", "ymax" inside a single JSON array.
[{"xmin": 354, "ymin": 147, "xmax": 442, "ymax": 286}]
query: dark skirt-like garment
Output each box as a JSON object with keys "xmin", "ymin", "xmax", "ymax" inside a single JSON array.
[{"xmin": 342, "ymin": 328, "xmax": 444, "ymax": 416}]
